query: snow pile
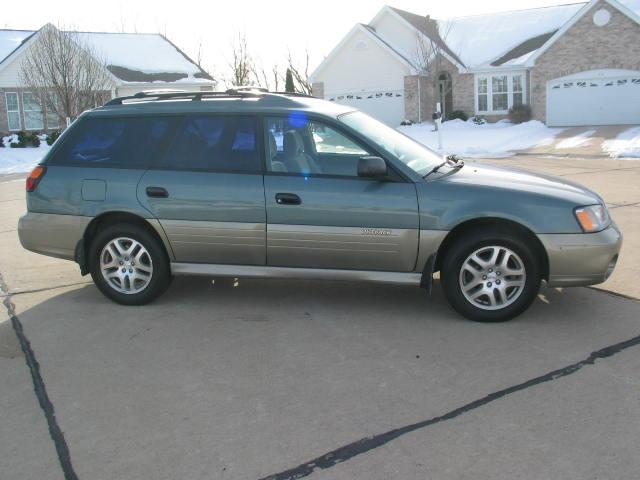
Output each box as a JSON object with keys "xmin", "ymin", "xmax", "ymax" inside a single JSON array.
[
  {"xmin": 556, "ymin": 130, "xmax": 596, "ymax": 149},
  {"xmin": 399, "ymin": 119, "xmax": 562, "ymax": 157},
  {"xmin": 602, "ymin": 126, "xmax": 640, "ymax": 159}
]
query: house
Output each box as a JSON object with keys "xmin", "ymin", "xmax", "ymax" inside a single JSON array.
[
  {"xmin": 310, "ymin": 0, "xmax": 640, "ymax": 127},
  {"xmin": 0, "ymin": 24, "xmax": 215, "ymax": 133}
]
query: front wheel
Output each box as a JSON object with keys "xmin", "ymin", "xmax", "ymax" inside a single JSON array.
[
  {"xmin": 441, "ymin": 231, "xmax": 541, "ymax": 322},
  {"xmin": 89, "ymin": 223, "xmax": 172, "ymax": 305}
]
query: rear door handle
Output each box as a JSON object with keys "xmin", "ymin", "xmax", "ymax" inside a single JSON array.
[
  {"xmin": 275, "ymin": 193, "xmax": 301, "ymax": 205},
  {"xmin": 146, "ymin": 186, "xmax": 169, "ymax": 198}
]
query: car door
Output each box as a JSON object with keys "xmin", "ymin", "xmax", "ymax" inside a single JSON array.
[
  {"xmin": 263, "ymin": 115, "xmax": 419, "ymax": 272},
  {"xmin": 138, "ymin": 114, "xmax": 266, "ymax": 265}
]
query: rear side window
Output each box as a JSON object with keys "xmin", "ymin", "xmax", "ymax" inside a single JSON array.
[
  {"xmin": 162, "ymin": 115, "xmax": 259, "ymax": 172},
  {"xmin": 49, "ymin": 117, "xmax": 174, "ymax": 168}
]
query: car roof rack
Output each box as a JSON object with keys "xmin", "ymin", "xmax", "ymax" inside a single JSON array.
[{"xmin": 104, "ymin": 87, "xmax": 313, "ymax": 106}]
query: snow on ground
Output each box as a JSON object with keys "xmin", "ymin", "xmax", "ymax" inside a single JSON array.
[
  {"xmin": 399, "ymin": 119, "xmax": 562, "ymax": 158},
  {"xmin": 0, "ymin": 145, "xmax": 50, "ymax": 174},
  {"xmin": 602, "ymin": 126, "xmax": 640, "ymax": 159},
  {"xmin": 556, "ymin": 130, "xmax": 596, "ymax": 149}
]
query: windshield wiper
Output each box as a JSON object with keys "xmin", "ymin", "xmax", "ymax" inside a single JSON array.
[{"xmin": 422, "ymin": 156, "xmax": 464, "ymax": 178}]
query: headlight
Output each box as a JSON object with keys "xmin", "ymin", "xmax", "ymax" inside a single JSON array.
[{"xmin": 574, "ymin": 204, "xmax": 610, "ymax": 232}]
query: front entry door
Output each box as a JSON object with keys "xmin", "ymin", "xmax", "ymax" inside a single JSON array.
[
  {"xmin": 138, "ymin": 115, "xmax": 266, "ymax": 265},
  {"xmin": 263, "ymin": 116, "xmax": 419, "ymax": 272}
]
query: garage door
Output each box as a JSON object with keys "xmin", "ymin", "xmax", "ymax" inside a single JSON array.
[
  {"xmin": 326, "ymin": 89, "xmax": 405, "ymax": 126},
  {"xmin": 547, "ymin": 70, "xmax": 640, "ymax": 127}
]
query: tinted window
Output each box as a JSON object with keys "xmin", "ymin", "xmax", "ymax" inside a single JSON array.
[
  {"xmin": 50, "ymin": 117, "xmax": 173, "ymax": 168},
  {"xmin": 163, "ymin": 116, "xmax": 259, "ymax": 172}
]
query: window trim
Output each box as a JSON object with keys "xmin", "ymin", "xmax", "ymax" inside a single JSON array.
[
  {"xmin": 5, "ymin": 92, "xmax": 21, "ymax": 131},
  {"xmin": 262, "ymin": 113, "xmax": 406, "ymax": 182},
  {"xmin": 22, "ymin": 92, "xmax": 44, "ymax": 130},
  {"xmin": 45, "ymin": 93, "xmax": 60, "ymax": 130},
  {"xmin": 475, "ymin": 72, "xmax": 527, "ymax": 115}
]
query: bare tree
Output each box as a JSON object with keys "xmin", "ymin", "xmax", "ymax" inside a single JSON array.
[
  {"xmin": 19, "ymin": 24, "xmax": 114, "ymax": 127},
  {"xmin": 415, "ymin": 17, "xmax": 454, "ymax": 121},
  {"xmin": 227, "ymin": 33, "xmax": 255, "ymax": 88},
  {"xmin": 252, "ymin": 63, "xmax": 282, "ymax": 91},
  {"xmin": 286, "ymin": 49, "xmax": 312, "ymax": 95}
]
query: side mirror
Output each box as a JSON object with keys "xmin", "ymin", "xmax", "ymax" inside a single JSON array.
[{"xmin": 357, "ymin": 156, "xmax": 387, "ymax": 178}]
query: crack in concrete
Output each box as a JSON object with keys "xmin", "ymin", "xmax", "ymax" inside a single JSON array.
[
  {"xmin": 0, "ymin": 270, "xmax": 79, "ymax": 480},
  {"xmin": 257, "ymin": 330, "xmax": 640, "ymax": 480},
  {"xmin": 0, "ymin": 281, "xmax": 92, "ymax": 298}
]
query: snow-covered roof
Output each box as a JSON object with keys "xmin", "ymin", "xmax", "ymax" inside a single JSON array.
[
  {"xmin": 76, "ymin": 32, "xmax": 213, "ymax": 83},
  {"xmin": 440, "ymin": 3, "xmax": 585, "ymax": 69},
  {"xmin": 0, "ymin": 30, "xmax": 34, "ymax": 64},
  {"xmin": 0, "ymin": 27, "xmax": 213, "ymax": 84},
  {"xmin": 383, "ymin": 1, "xmax": 640, "ymax": 70}
]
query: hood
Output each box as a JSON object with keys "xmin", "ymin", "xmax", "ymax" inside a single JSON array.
[{"xmin": 435, "ymin": 163, "xmax": 603, "ymax": 207}]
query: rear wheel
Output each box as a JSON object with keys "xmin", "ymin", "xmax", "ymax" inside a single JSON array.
[
  {"xmin": 89, "ymin": 223, "xmax": 171, "ymax": 305},
  {"xmin": 441, "ymin": 230, "xmax": 541, "ymax": 322}
]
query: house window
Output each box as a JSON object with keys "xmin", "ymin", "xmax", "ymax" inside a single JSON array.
[
  {"xmin": 5, "ymin": 92, "xmax": 21, "ymax": 131},
  {"xmin": 22, "ymin": 92, "xmax": 44, "ymax": 130},
  {"xmin": 476, "ymin": 73, "xmax": 526, "ymax": 114},
  {"xmin": 45, "ymin": 94, "xmax": 60, "ymax": 129},
  {"xmin": 477, "ymin": 77, "xmax": 488, "ymax": 112},
  {"xmin": 513, "ymin": 75, "xmax": 524, "ymax": 106},
  {"xmin": 492, "ymin": 76, "xmax": 508, "ymax": 111}
]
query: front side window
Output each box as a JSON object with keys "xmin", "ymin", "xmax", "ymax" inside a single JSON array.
[
  {"xmin": 50, "ymin": 116, "xmax": 174, "ymax": 168},
  {"xmin": 492, "ymin": 76, "xmax": 508, "ymax": 111},
  {"xmin": 265, "ymin": 115, "xmax": 370, "ymax": 177},
  {"xmin": 23, "ymin": 92, "xmax": 44, "ymax": 130},
  {"xmin": 5, "ymin": 92, "xmax": 21, "ymax": 131},
  {"xmin": 340, "ymin": 111, "xmax": 442, "ymax": 176},
  {"xmin": 477, "ymin": 78, "xmax": 488, "ymax": 112},
  {"xmin": 163, "ymin": 116, "xmax": 259, "ymax": 172}
]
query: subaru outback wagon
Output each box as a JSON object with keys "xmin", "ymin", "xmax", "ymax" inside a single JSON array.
[{"xmin": 18, "ymin": 89, "xmax": 622, "ymax": 322}]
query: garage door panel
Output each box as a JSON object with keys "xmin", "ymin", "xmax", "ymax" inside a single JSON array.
[
  {"xmin": 548, "ymin": 72, "xmax": 640, "ymax": 127},
  {"xmin": 327, "ymin": 90, "xmax": 404, "ymax": 126}
]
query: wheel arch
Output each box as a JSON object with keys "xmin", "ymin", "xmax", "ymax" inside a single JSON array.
[
  {"xmin": 433, "ymin": 217, "xmax": 549, "ymax": 281},
  {"xmin": 75, "ymin": 211, "xmax": 173, "ymax": 275}
]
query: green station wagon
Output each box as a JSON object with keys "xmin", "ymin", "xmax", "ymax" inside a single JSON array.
[{"xmin": 18, "ymin": 89, "xmax": 622, "ymax": 322}]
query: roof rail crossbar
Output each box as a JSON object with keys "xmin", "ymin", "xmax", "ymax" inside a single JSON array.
[{"xmin": 104, "ymin": 89, "xmax": 262, "ymax": 106}]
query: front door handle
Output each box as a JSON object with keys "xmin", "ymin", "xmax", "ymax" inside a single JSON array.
[
  {"xmin": 275, "ymin": 193, "xmax": 301, "ymax": 205},
  {"xmin": 146, "ymin": 186, "xmax": 169, "ymax": 198}
]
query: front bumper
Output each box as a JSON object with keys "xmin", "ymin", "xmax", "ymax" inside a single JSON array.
[{"xmin": 538, "ymin": 224, "xmax": 622, "ymax": 287}]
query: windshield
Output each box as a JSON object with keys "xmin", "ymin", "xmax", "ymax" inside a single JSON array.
[{"xmin": 339, "ymin": 111, "xmax": 443, "ymax": 175}]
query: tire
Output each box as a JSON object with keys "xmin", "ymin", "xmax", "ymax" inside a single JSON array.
[
  {"xmin": 440, "ymin": 229, "xmax": 541, "ymax": 322},
  {"xmin": 89, "ymin": 223, "xmax": 172, "ymax": 305}
]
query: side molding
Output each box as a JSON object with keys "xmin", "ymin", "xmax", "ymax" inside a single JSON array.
[{"xmin": 171, "ymin": 263, "xmax": 422, "ymax": 286}]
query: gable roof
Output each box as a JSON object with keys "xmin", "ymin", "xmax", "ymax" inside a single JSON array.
[
  {"xmin": 524, "ymin": 0, "xmax": 640, "ymax": 66},
  {"xmin": 310, "ymin": 23, "xmax": 415, "ymax": 81},
  {"xmin": 442, "ymin": 3, "xmax": 585, "ymax": 69},
  {"xmin": 0, "ymin": 26, "xmax": 214, "ymax": 84},
  {"xmin": 386, "ymin": 7, "xmax": 464, "ymax": 67}
]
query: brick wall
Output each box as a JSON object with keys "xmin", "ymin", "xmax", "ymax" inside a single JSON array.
[
  {"xmin": 404, "ymin": 54, "xmax": 475, "ymax": 123},
  {"xmin": 531, "ymin": 0, "xmax": 640, "ymax": 121}
]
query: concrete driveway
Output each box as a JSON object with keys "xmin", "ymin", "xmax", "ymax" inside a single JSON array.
[{"xmin": 1, "ymin": 158, "xmax": 640, "ymax": 480}]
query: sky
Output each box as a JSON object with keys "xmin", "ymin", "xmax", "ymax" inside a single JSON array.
[{"xmin": 3, "ymin": 0, "xmax": 640, "ymax": 85}]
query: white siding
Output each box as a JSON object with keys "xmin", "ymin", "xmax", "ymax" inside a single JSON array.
[
  {"xmin": 0, "ymin": 47, "xmax": 31, "ymax": 87},
  {"xmin": 370, "ymin": 11, "xmax": 420, "ymax": 64},
  {"xmin": 313, "ymin": 29, "xmax": 410, "ymax": 125}
]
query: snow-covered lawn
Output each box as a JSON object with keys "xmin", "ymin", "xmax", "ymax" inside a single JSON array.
[
  {"xmin": 399, "ymin": 119, "xmax": 563, "ymax": 158},
  {"xmin": 602, "ymin": 126, "xmax": 640, "ymax": 159},
  {"xmin": 0, "ymin": 145, "xmax": 50, "ymax": 174}
]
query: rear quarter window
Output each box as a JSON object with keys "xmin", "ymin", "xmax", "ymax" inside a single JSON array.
[{"xmin": 48, "ymin": 116, "xmax": 174, "ymax": 169}]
